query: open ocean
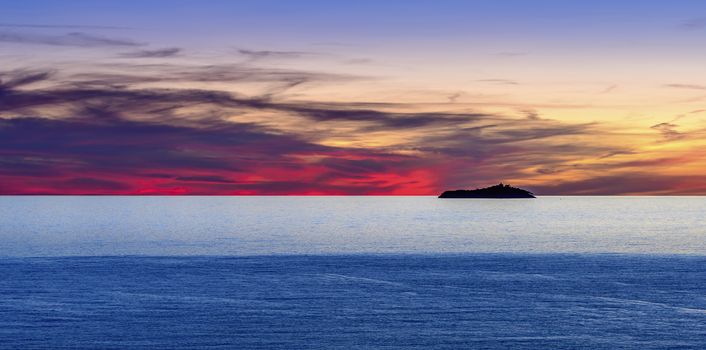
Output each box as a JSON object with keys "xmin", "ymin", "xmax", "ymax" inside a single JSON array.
[{"xmin": 2, "ymin": 196, "xmax": 706, "ymax": 349}]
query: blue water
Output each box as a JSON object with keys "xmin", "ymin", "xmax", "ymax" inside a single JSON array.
[
  {"xmin": 2, "ymin": 197, "xmax": 706, "ymax": 349},
  {"xmin": 2, "ymin": 255, "xmax": 706, "ymax": 349},
  {"xmin": 2, "ymin": 196, "xmax": 706, "ymax": 256}
]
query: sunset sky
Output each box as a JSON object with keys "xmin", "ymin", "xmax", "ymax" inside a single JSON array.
[{"xmin": 2, "ymin": 0, "xmax": 706, "ymax": 195}]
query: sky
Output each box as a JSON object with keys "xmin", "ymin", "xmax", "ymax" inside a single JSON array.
[{"xmin": 1, "ymin": 0, "xmax": 706, "ymax": 195}]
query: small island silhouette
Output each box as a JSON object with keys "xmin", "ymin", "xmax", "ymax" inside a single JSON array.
[{"xmin": 438, "ymin": 183, "xmax": 536, "ymax": 198}]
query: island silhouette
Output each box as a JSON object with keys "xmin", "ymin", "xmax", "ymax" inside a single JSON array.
[{"xmin": 438, "ymin": 183, "xmax": 536, "ymax": 198}]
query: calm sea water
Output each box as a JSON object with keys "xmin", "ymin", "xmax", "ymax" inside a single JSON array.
[
  {"xmin": 2, "ymin": 196, "xmax": 706, "ymax": 256},
  {"xmin": 1, "ymin": 196, "xmax": 706, "ymax": 349}
]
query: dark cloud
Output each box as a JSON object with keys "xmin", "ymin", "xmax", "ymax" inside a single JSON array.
[
  {"xmin": 0, "ymin": 31, "xmax": 142, "ymax": 47},
  {"xmin": 0, "ymin": 112, "xmax": 350, "ymax": 194},
  {"xmin": 62, "ymin": 177, "xmax": 131, "ymax": 191},
  {"xmin": 0, "ymin": 116, "xmax": 319, "ymax": 171},
  {"xmin": 651, "ymin": 122, "xmax": 683, "ymax": 140},
  {"xmin": 318, "ymin": 158, "xmax": 389, "ymax": 175},
  {"xmin": 0, "ymin": 67, "xmax": 481, "ymax": 132},
  {"xmin": 174, "ymin": 175, "xmax": 238, "ymax": 183},
  {"xmin": 524, "ymin": 110, "xmax": 541, "ymax": 120},
  {"xmin": 279, "ymin": 103, "xmax": 493, "ymax": 131},
  {"xmin": 183, "ymin": 180, "xmax": 408, "ymax": 196},
  {"xmin": 70, "ymin": 63, "xmax": 359, "ymax": 88},
  {"xmin": 120, "ymin": 47, "xmax": 182, "ymax": 58},
  {"xmin": 531, "ymin": 174, "xmax": 701, "ymax": 195},
  {"xmin": 491, "ymin": 124, "xmax": 593, "ymax": 141},
  {"xmin": 0, "ymin": 157, "xmax": 63, "ymax": 177},
  {"xmin": 0, "ymin": 69, "xmax": 53, "ymax": 90},
  {"xmin": 599, "ymin": 150, "xmax": 635, "ymax": 159}
]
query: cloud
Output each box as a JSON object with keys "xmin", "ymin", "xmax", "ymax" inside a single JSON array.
[
  {"xmin": 664, "ymin": 83, "xmax": 706, "ymax": 90},
  {"xmin": 62, "ymin": 177, "xmax": 131, "ymax": 191},
  {"xmin": 0, "ymin": 113, "xmax": 349, "ymax": 194},
  {"xmin": 279, "ymin": 104, "xmax": 492, "ymax": 131},
  {"xmin": 494, "ymin": 52, "xmax": 528, "ymax": 57},
  {"xmin": 174, "ymin": 175, "xmax": 238, "ymax": 183},
  {"xmin": 119, "ymin": 47, "xmax": 182, "ymax": 58},
  {"xmin": 599, "ymin": 84, "xmax": 617, "ymax": 94},
  {"xmin": 237, "ymin": 48, "xmax": 315, "ymax": 61},
  {"xmin": 0, "ymin": 67, "xmax": 464, "ymax": 132},
  {"xmin": 344, "ymin": 58, "xmax": 373, "ymax": 65},
  {"xmin": 0, "ymin": 67, "xmax": 669, "ymax": 195},
  {"xmin": 0, "ymin": 69, "xmax": 54, "ymax": 89},
  {"xmin": 0, "ymin": 23, "xmax": 130, "ymax": 30},
  {"xmin": 651, "ymin": 122, "xmax": 683, "ymax": 140},
  {"xmin": 477, "ymin": 79, "xmax": 519, "ymax": 85},
  {"xmin": 598, "ymin": 150, "xmax": 635, "ymax": 159},
  {"xmin": 530, "ymin": 173, "xmax": 703, "ymax": 195},
  {"xmin": 0, "ymin": 31, "xmax": 142, "ymax": 47},
  {"xmin": 524, "ymin": 109, "xmax": 541, "ymax": 120},
  {"xmin": 447, "ymin": 91, "xmax": 463, "ymax": 103},
  {"xmin": 681, "ymin": 17, "xmax": 706, "ymax": 30},
  {"xmin": 0, "ymin": 69, "xmax": 426, "ymax": 194},
  {"xmin": 0, "ymin": 115, "xmax": 315, "ymax": 171},
  {"xmin": 68, "ymin": 63, "xmax": 360, "ymax": 88}
]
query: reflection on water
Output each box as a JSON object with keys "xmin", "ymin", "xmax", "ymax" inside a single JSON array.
[{"xmin": 1, "ymin": 196, "xmax": 705, "ymax": 256}]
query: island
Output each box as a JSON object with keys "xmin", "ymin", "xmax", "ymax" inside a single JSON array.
[{"xmin": 438, "ymin": 183, "xmax": 536, "ymax": 198}]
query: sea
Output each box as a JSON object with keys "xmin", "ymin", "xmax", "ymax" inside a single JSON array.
[{"xmin": 1, "ymin": 196, "xmax": 705, "ymax": 349}]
